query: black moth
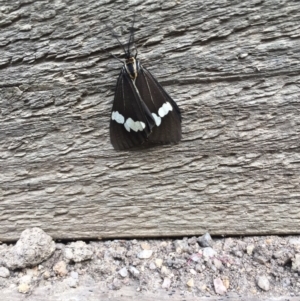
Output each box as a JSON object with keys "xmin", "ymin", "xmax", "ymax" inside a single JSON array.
[{"xmin": 109, "ymin": 21, "xmax": 181, "ymax": 150}]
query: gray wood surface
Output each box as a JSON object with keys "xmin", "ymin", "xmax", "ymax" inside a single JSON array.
[{"xmin": 1, "ymin": 0, "xmax": 300, "ymax": 241}]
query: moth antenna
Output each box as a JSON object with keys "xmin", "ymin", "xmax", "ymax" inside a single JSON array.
[
  {"xmin": 105, "ymin": 21, "xmax": 128, "ymax": 56},
  {"xmin": 127, "ymin": 13, "xmax": 136, "ymax": 56},
  {"xmin": 101, "ymin": 36, "xmax": 124, "ymax": 64},
  {"xmin": 134, "ymin": 45, "xmax": 138, "ymax": 58},
  {"xmin": 110, "ymin": 52, "xmax": 125, "ymax": 65}
]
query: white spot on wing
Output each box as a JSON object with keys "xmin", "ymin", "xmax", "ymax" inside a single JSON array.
[
  {"xmin": 124, "ymin": 118, "xmax": 146, "ymax": 132},
  {"xmin": 112, "ymin": 111, "xmax": 125, "ymax": 124},
  {"xmin": 152, "ymin": 113, "xmax": 161, "ymax": 126},
  {"xmin": 124, "ymin": 121, "xmax": 130, "ymax": 132},
  {"xmin": 158, "ymin": 102, "xmax": 173, "ymax": 118}
]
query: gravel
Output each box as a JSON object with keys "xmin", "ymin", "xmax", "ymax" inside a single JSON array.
[{"xmin": 0, "ymin": 228, "xmax": 300, "ymax": 300}]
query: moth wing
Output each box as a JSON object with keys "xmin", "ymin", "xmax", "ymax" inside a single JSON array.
[
  {"xmin": 135, "ymin": 67, "xmax": 181, "ymax": 144},
  {"xmin": 110, "ymin": 68, "xmax": 155, "ymax": 150}
]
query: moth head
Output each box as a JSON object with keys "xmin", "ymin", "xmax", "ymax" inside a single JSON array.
[{"xmin": 125, "ymin": 56, "xmax": 140, "ymax": 80}]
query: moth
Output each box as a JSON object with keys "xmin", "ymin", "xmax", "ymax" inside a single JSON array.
[{"xmin": 109, "ymin": 21, "xmax": 181, "ymax": 150}]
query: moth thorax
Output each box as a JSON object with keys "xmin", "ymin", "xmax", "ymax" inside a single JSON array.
[{"xmin": 125, "ymin": 57, "xmax": 140, "ymax": 80}]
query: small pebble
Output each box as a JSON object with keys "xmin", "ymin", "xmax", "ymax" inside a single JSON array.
[
  {"xmin": 202, "ymin": 247, "xmax": 217, "ymax": 259},
  {"xmin": 162, "ymin": 277, "xmax": 171, "ymax": 289},
  {"xmin": 292, "ymin": 254, "xmax": 300, "ymax": 272},
  {"xmin": 112, "ymin": 278, "xmax": 122, "ymax": 290},
  {"xmin": 198, "ymin": 233, "xmax": 213, "ymax": 247},
  {"xmin": 118, "ymin": 267, "xmax": 128, "ymax": 278},
  {"xmin": 43, "ymin": 271, "xmax": 50, "ymax": 279},
  {"xmin": 0, "ymin": 267, "xmax": 10, "ymax": 278},
  {"xmin": 223, "ymin": 276, "xmax": 230, "ymax": 289},
  {"xmin": 141, "ymin": 242, "xmax": 150, "ymax": 250},
  {"xmin": 160, "ymin": 241, "xmax": 168, "ymax": 248},
  {"xmin": 190, "ymin": 253, "xmax": 201, "ymax": 262},
  {"xmin": 214, "ymin": 278, "xmax": 227, "ymax": 295},
  {"xmin": 174, "ymin": 240, "xmax": 189, "ymax": 253},
  {"xmin": 66, "ymin": 277, "xmax": 78, "ymax": 288},
  {"xmin": 186, "ymin": 278, "xmax": 194, "ymax": 287},
  {"xmin": 213, "ymin": 258, "xmax": 223, "ymax": 270},
  {"xmin": 155, "ymin": 259, "xmax": 163, "ymax": 268},
  {"xmin": 137, "ymin": 250, "xmax": 153, "ymax": 259},
  {"xmin": 129, "ymin": 266, "xmax": 139, "ymax": 278},
  {"xmin": 149, "ymin": 262, "xmax": 156, "ymax": 270},
  {"xmin": 70, "ymin": 271, "xmax": 78, "ymax": 279},
  {"xmin": 64, "ymin": 241, "xmax": 93, "ymax": 263},
  {"xmin": 161, "ymin": 266, "xmax": 171, "ymax": 276},
  {"xmin": 257, "ymin": 275, "xmax": 270, "ymax": 291},
  {"xmin": 247, "ymin": 244, "xmax": 255, "ymax": 255},
  {"xmin": 122, "ymin": 277, "xmax": 130, "ymax": 285},
  {"xmin": 18, "ymin": 283, "xmax": 30, "ymax": 294},
  {"xmin": 53, "ymin": 261, "xmax": 68, "ymax": 277}
]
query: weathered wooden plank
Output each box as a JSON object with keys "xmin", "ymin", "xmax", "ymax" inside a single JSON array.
[{"xmin": 1, "ymin": 0, "xmax": 300, "ymax": 241}]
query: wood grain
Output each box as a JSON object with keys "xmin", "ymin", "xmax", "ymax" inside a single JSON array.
[{"xmin": 1, "ymin": 0, "xmax": 300, "ymax": 241}]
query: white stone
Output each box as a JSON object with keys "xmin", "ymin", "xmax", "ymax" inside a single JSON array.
[
  {"xmin": 43, "ymin": 271, "xmax": 50, "ymax": 279},
  {"xmin": 0, "ymin": 267, "xmax": 10, "ymax": 278},
  {"xmin": 161, "ymin": 266, "xmax": 171, "ymax": 276},
  {"xmin": 137, "ymin": 250, "xmax": 153, "ymax": 259},
  {"xmin": 162, "ymin": 277, "xmax": 171, "ymax": 289},
  {"xmin": 247, "ymin": 244, "xmax": 255, "ymax": 255},
  {"xmin": 118, "ymin": 267, "xmax": 128, "ymax": 278},
  {"xmin": 190, "ymin": 253, "xmax": 201, "ymax": 262},
  {"xmin": 155, "ymin": 259, "xmax": 163, "ymax": 268},
  {"xmin": 202, "ymin": 247, "xmax": 217, "ymax": 259},
  {"xmin": 18, "ymin": 283, "xmax": 30, "ymax": 294},
  {"xmin": 149, "ymin": 262, "xmax": 156, "ymax": 270},
  {"xmin": 292, "ymin": 254, "xmax": 300, "ymax": 272},
  {"xmin": 186, "ymin": 278, "xmax": 194, "ymax": 287},
  {"xmin": 257, "ymin": 275, "xmax": 270, "ymax": 291},
  {"xmin": 213, "ymin": 278, "xmax": 227, "ymax": 295},
  {"xmin": 63, "ymin": 241, "xmax": 93, "ymax": 263},
  {"xmin": 70, "ymin": 271, "xmax": 78, "ymax": 279}
]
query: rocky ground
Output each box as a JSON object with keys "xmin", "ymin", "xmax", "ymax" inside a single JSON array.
[{"xmin": 0, "ymin": 228, "xmax": 300, "ymax": 300}]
